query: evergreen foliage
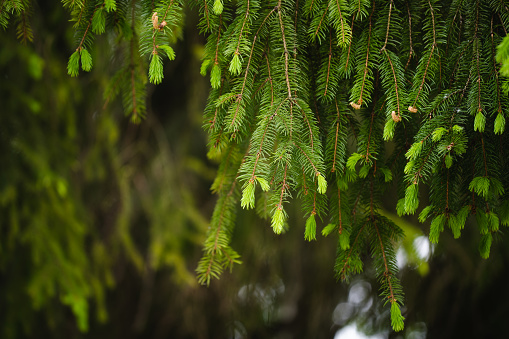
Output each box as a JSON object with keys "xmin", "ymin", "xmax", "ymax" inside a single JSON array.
[{"xmin": 3, "ymin": 0, "xmax": 509, "ymax": 332}]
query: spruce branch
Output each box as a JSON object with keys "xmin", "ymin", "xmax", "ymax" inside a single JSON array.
[
  {"xmin": 16, "ymin": 1, "xmax": 32, "ymax": 44},
  {"xmin": 234, "ymin": 0, "xmax": 250, "ymax": 57},
  {"xmin": 349, "ymin": 1, "xmax": 375, "ymax": 109},
  {"xmin": 332, "ymin": 119, "xmax": 340, "ymax": 172},
  {"xmin": 130, "ymin": 0, "xmax": 143, "ymax": 122},
  {"xmin": 380, "ymin": 0, "xmax": 393, "ymax": 53},
  {"xmin": 278, "ymin": 2, "xmax": 293, "ymax": 99},
  {"xmin": 324, "ymin": 28, "xmax": 333, "ymax": 98},
  {"xmin": 331, "ymin": 0, "xmax": 350, "ymax": 47},
  {"xmin": 336, "ymin": 221, "xmax": 366, "ymax": 281},
  {"xmin": 312, "ymin": 2, "xmax": 329, "ymax": 42},
  {"xmin": 264, "ymin": 51, "xmax": 275, "ymax": 106},
  {"xmin": 404, "ymin": 2, "xmax": 413, "ymax": 70},
  {"xmin": 229, "ymin": 6, "xmax": 276, "ymax": 132}
]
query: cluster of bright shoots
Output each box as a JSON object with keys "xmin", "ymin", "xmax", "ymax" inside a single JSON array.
[{"xmin": 241, "ymin": 173, "xmax": 328, "ymax": 236}]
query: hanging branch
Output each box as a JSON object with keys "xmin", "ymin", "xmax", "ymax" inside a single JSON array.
[{"xmin": 278, "ymin": 2, "xmax": 293, "ymax": 99}]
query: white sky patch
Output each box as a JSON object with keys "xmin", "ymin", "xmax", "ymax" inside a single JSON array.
[
  {"xmin": 413, "ymin": 236, "xmax": 431, "ymax": 261},
  {"xmin": 348, "ymin": 281, "xmax": 371, "ymax": 305},
  {"xmin": 332, "ymin": 302, "xmax": 355, "ymax": 326},
  {"xmin": 397, "ymin": 235, "xmax": 432, "ymax": 269},
  {"xmin": 396, "ymin": 247, "xmax": 408, "ymax": 269},
  {"xmin": 334, "ymin": 324, "xmax": 387, "ymax": 339}
]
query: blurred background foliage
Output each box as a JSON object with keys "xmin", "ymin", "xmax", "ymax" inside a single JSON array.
[{"xmin": 2, "ymin": 2, "xmax": 509, "ymax": 339}]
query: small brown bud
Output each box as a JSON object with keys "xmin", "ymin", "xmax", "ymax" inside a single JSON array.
[
  {"xmin": 158, "ymin": 21, "xmax": 167, "ymax": 30},
  {"xmin": 391, "ymin": 111, "xmax": 401, "ymax": 122},
  {"xmin": 350, "ymin": 101, "xmax": 361, "ymax": 110},
  {"xmin": 151, "ymin": 12, "xmax": 159, "ymax": 29},
  {"xmin": 408, "ymin": 106, "xmax": 418, "ymax": 113}
]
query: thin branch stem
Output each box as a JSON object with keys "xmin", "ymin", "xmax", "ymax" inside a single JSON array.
[
  {"xmin": 334, "ymin": 0, "xmax": 348, "ymax": 45},
  {"xmin": 356, "ymin": 2, "xmax": 375, "ymax": 106},
  {"xmin": 383, "ymin": 49, "xmax": 401, "ymax": 116},
  {"xmin": 234, "ymin": 0, "xmax": 250, "ymax": 55},
  {"xmin": 405, "ymin": 2, "xmax": 413, "ymax": 70},
  {"xmin": 373, "ymin": 219, "xmax": 396, "ymax": 303},
  {"xmin": 278, "ymin": 4, "xmax": 293, "ymax": 99},
  {"xmin": 381, "ymin": 0, "xmax": 393, "ymax": 52},
  {"xmin": 324, "ymin": 29, "xmax": 333, "ymax": 97}
]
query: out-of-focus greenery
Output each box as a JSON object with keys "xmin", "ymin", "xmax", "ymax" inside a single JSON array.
[{"xmin": 0, "ymin": 4, "xmax": 210, "ymax": 337}]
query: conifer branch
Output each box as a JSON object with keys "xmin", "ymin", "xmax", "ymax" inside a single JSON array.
[
  {"xmin": 449, "ymin": 40, "xmax": 474, "ymax": 88},
  {"xmin": 412, "ymin": 147, "xmax": 433, "ymax": 184},
  {"xmin": 313, "ymin": 3, "xmax": 330, "ymax": 39},
  {"xmin": 278, "ymin": 162, "xmax": 289, "ymax": 209},
  {"xmin": 214, "ymin": 14, "xmax": 222, "ymax": 64},
  {"xmin": 230, "ymin": 5, "xmax": 277, "ymax": 127},
  {"xmin": 293, "ymin": 142, "xmax": 319, "ymax": 176},
  {"xmin": 308, "ymin": 0, "xmax": 316, "ymax": 12},
  {"xmin": 499, "ymin": 13, "xmax": 508, "ymax": 35},
  {"xmin": 203, "ymin": 0, "xmax": 210, "ymax": 30},
  {"xmin": 75, "ymin": 1, "xmax": 87, "ymax": 27},
  {"xmin": 333, "ymin": 0, "xmax": 348, "ymax": 46},
  {"xmin": 16, "ymin": 6, "xmax": 32, "ymax": 44},
  {"xmin": 298, "ymin": 104, "xmax": 315, "ymax": 150},
  {"xmin": 480, "ymin": 135, "xmax": 489, "ymax": 178},
  {"xmin": 337, "ymin": 98, "xmax": 357, "ymax": 139},
  {"xmin": 337, "ymin": 186, "xmax": 343, "ymax": 231},
  {"xmin": 470, "ymin": 149, "xmax": 477, "ymax": 209},
  {"xmin": 213, "ymin": 146, "xmax": 237, "ymax": 193},
  {"xmin": 446, "ymin": 0, "xmax": 462, "ymax": 55},
  {"xmin": 131, "ymin": 60, "xmax": 138, "ymax": 119},
  {"xmin": 249, "ymin": 119, "xmax": 273, "ymax": 181},
  {"xmin": 445, "ymin": 168, "xmax": 449, "ymax": 212},
  {"xmin": 301, "ymin": 166, "xmax": 308, "ymax": 195},
  {"xmin": 351, "ymin": 2, "xmax": 375, "ymax": 108},
  {"xmin": 228, "ymin": 35, "xmax": 257, "ymax": 131},
  {"xmin": 410, "ymin": 1, "xmax": 437, "ymax": 111},
  {"xmin": 344, "ymin": 19, "xmax": 354, "ymax": 72},
  {"xmin": 491, "ymin": 17, "xmax": 502, "ymax": 114},
  {"xmin": 373, "ymin": 218, "xmax": 396, "ymax": 302},
  {"xmin": 130, "ymin": 1, "xmax": 138, "ymax": 121},
  {"xmin": 204, "ymin": 180, "xmax": 237, "ymax": 282},
  {"xmin": 278, "ymin": 3, "xmax": 293, "ymax": 99},
  {"xmin": 76, "ymin": 12, "xmax": 93, "ymax": 52},
  {"xmin": 288, "ymin": 101, "xmax": 293, "ymax": 142},
  {"xmin": 383, "ymin": 49, "xmax": 401, "ymax": 117},
  {"xmin": 332, "ymin": 120, "xmax": 340, "ymax": 172},
  {"xmin": 428, "ymin": 0, "xmax": 437, "ymax": 44},
  {"xmin": 404, "ymin": 2, "xmax": 413, "ymax": 70},
  {"xmin": 209, "ymin": 87, "xmax": 224, "ymax": 131},
  {"xmin": 475, "ymin": 40, "xmax": 482, "ymax": 114},
  {"xmin": 337, "ymin": 223, "xmax": 366, "ymax": 280},
  {"xmin": 380, "ymin": 0, "xmax": 393, "ymax": 52},
  {"xmin": 264, "ymin": 51, "xmax": 274, "ymax": 106},
  {"xmin": 324, "ymin": 29, "xmax": 332, "ymax": 97},
  {"xmin": 234, "ymin": 0, "xmax": 250, "ymax": 55},
  {"xmin": 162, "ymin": 0, "xmax": 174, "ymax": 21},
  {"xmin": 411, "ymin": 46, "xmax": 434, "ymax": 107},
  {"xmin": 352, "ymin": 181, "xmax": 367, "ymax": 217},
  {"xmin": 365, "ymin": 99, "xmax": 377, "ymax": 160}
]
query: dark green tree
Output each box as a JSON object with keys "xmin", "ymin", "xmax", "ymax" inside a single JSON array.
[{"xmin": 3, "ymin": 0, "xmax": 509, "ymax": 334}]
